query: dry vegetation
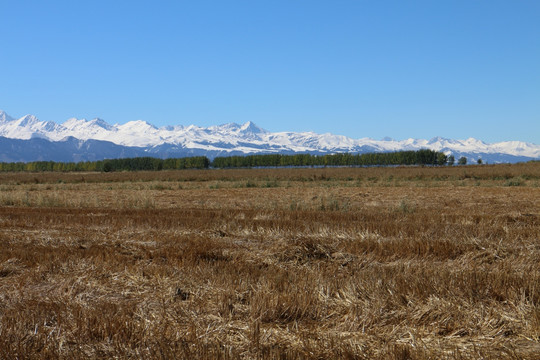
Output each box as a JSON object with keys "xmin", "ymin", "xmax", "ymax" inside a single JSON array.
[{"xmin": 0, "ymin": 163, "xmax": 539, "ymax": 359}]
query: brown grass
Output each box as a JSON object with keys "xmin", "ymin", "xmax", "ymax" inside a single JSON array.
[{"xmin": 0, "ymin": 163, "xmax": 539, "ymax": 359}]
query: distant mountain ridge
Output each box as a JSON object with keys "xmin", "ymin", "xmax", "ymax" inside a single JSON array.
[{"xmin": 0, "ymin": 110, "xmax": 539, "ymax": 163}]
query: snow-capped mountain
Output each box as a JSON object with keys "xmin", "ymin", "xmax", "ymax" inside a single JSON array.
[{"xmin": 0, "ymin": 110, "xmax": 539, "ymax": 163}]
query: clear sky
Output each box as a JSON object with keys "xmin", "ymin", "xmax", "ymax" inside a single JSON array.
[{"xmin": 1, "ymin": 1, "xmax": 539, "ymax": 143}]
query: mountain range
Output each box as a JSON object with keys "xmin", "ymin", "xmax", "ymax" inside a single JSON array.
[{"xmin": 0, "ymin": 110, "xmax": 539, "ymax": 163}]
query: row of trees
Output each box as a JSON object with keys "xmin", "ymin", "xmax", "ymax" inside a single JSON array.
[
  {"xmin": 0, "ymin": 150, "xmax": 469, "ymax": 172},
  {"xmin": 0, "ymin": 156, "xmax": 210, "ymax": 172},
  {"xmin": 212, "ymin": 150, "xmax": 452, "ymax": 168},
  {"xmin": 99, "ymin": 157, "xmax": 210, "ymax": 172}
]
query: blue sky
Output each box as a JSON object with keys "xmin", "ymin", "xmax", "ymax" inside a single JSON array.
[{"xmin": 1, "ymin": 1, "xmax": 539, "ymax": 143}]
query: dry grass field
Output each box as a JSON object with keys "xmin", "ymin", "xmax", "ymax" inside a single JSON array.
[{"xmin": 0, "ymin": 163, "xmax": 539, "ymax": 359}]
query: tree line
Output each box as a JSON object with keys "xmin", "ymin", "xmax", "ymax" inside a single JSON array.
[
  {"xmin": 0, "ymin": 156, "xmax": 210, "ymax": 172},
  {"xmin": 212, "ymin": 150, "xmax": 453, "ymax": 168},
  {"xmin": 0, "ymin": 150, "xmax": 464, "ymax": 172}
]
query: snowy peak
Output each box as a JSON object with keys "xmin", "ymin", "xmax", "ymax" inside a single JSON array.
[
  {"xmin": 85, "ymin": 118, "xmax": 113, "ymax": 130},
  {"xmin": 239, "ymin": 121, "xmax": 265, "ymax": 134},
  {"xmin": 0, "ymin": 112, "xmax": 64, "ymax": 140},
  {"xmin": 16, "ymin": 114, "xmax": 40, "ymax": 127},
  {"xmin": 428, "ymin": 136, "xmax": 449, "ymax": 144},
  {"xmin": 120, "ymin": 120, "xmax": 156, "ymax": 130},
  {"xmin": 63, "ymin": 117, "xmax": 113, "ymax": 131},
  {"xmin": 0, "ymin": 110, "xmax": 14, "ymax": 123},
  {"xmin": 218, "ymin": 122, "xmax": 241, "ymax": 130}
]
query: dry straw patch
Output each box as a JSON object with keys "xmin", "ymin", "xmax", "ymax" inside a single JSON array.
[{"xmin": 0, "ymin": 163, "xmax": 539, "ymax": 359}]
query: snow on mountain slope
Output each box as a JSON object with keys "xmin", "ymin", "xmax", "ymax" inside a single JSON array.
[
  {"xmin": 0, "ymin": 110, "xmax": 15, "ymax": 123},
  {"xmin": 61, "ymin": 117, "xmax": 116, "ymax": 142},
  {"xmin": 0, "ymin": 110, "xmax": 539, "ymax": 160},
  {"xmin": 0, "ymin": 113, "xmax": 64, "ymax": 140}
]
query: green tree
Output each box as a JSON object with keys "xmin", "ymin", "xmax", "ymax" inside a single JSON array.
[
  {"xmin": 477, "ymin": 158, "xmax": 483, "ymax": 165},
  {"xmin": 102, "ymin": 161, "xmax": 113, "ymax": 172},
  {"xmin": 437, "ymin": 152, "xmax": 448, "ymax": 166},
  {"xmin": 447, "ymin": 155, "xmax": 455, "ymax": 166},
  {"xmin": 458, "ymin": 156, "xmax": 467, "ymax": 165}
]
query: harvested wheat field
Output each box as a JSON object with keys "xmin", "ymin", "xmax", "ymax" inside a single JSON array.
[{"xmin": 0, "ymin": 163, "xmax": 539, "ymax": 359}]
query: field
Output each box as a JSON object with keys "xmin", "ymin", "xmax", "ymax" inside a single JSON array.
[{"xmin": 0, "ymin": 163, "xmax": 539, "ymax": 359}]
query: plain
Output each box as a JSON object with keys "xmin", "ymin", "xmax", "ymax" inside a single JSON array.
[{"xmin": 0, "ymin": 163, "xmax": 539, "ymax": 359}]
